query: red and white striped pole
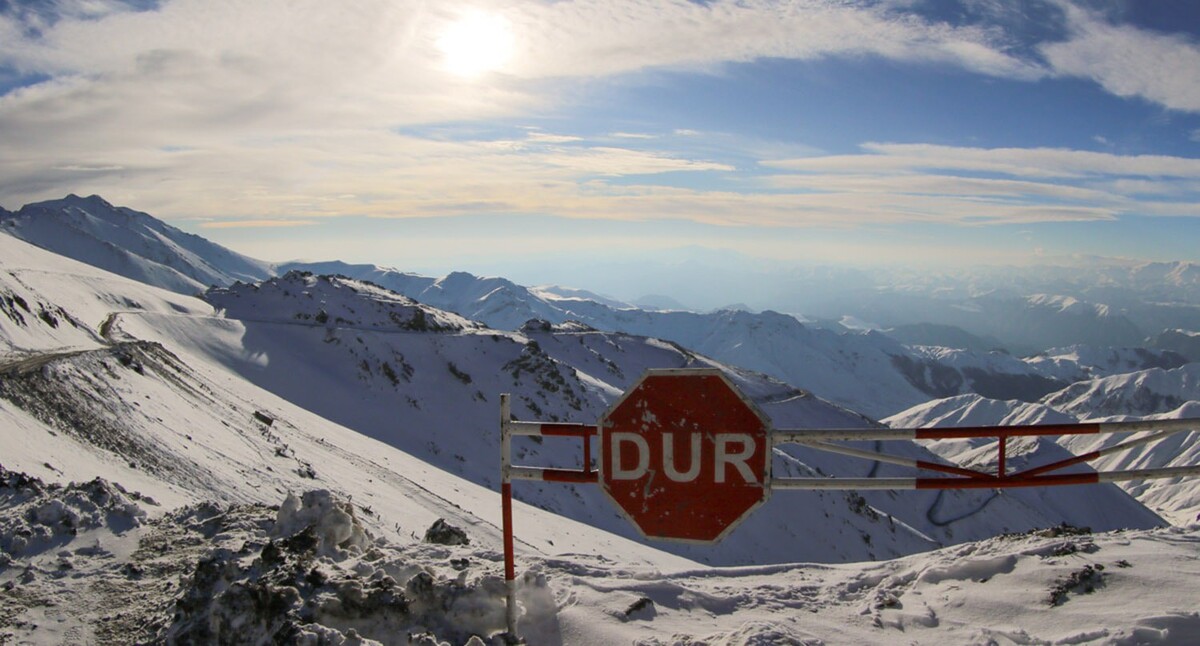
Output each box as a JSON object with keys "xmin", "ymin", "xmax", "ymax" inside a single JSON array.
[{"xmin": 499, "ymin": 393, "xmax": 518, "ymax": 639}]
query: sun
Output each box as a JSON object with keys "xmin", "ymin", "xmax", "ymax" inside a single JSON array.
[{"xmin": 437, "ymin": 11, "xmax": 515, "ymax": 78}]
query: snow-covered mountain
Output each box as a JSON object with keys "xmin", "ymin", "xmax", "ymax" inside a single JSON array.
[
  {"xmin": 882, "ymin": 290, "xmax": 1148, "ymax": 353},
  {"xmin": 789, "ymin": 260, "xmax": 1200, "ymax": 353},
  {"xmin": 282, "ymin": 260, "xmax": 1192, "ymax": 420},
  {"xmin": 1024, "ymin": 344, "xmax": 1189, "ymax": 383},
  {"xmin": 883, "ymin": 394, "xmax": 1076, "ymax": 432},
  {"xmin": 277, "ymin": 261, "xmax": 582, "ymax": 331},
  {"xmin": 1149, "ymin": 328, "xmax": 1200, "ymax": 363},
  {"xmin": 283, "ymin": 261, "xmax": 1093, "ymax": 419},
  {"xmin": 3, "ymin": 201, "xmax": 1200, "ymax": 643},
  {"xmin": 0, "ymin": 235, "xmax": 699, "ymax": 643},
  {"xmin": 0, "ymin": 233, "xmax": 1166, "ymax": 569},
  {"xmin": 6, "ymin": 195, "xmax": 1191, "ymax": 422},
  {"xmin": 189, "ymin": 270, "xmax": 1177, "ymax": 563},
  {"xmin": 1042, "ymin": 364, "xmax": 1200, "ymax": 419},
  {"xmin": 1058, "ymin": 402, "xmax": 1200, "ymax": 526},
  {"xmin": 0, "ymin": 194, "xmax": 273, "ymax": 294}
]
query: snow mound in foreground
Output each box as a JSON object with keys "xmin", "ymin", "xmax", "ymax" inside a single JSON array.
[
  {"xmin": 0, "ymin": 465, "xmax": 149, "ymax": 564},
  {"xmin": 1, "ymin": 470, "xmax": 527, "ymax": 645},
  {"xmin": 4, "ymin": 467, "xmax": 1200, "ymax": 644},
  {"xmin": 165, "ymin": 491, "xmax": 520, "ymax": 645}
]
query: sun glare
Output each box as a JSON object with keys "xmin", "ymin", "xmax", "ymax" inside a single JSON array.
[{"xmin": 437, "ymin": 11, "xmax": 514, "ymax": 78}]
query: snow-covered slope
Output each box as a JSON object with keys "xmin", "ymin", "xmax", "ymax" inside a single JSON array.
[
  {"xmin": 1025, "ymin": 344, "xmax": 1189, "ymax": 383},
  {"xmin": 885, "ymin": 390, "xmax": 1200, "ymax": 524},
  {"xmin": 209, "ymin": 270, "xmax": 479, "ymax": 333},
  {"xmin": 2, "ymin": 234, "xmax": 1168, "ymax": 567},
  {"xmin": 0, "ymin": 194, "xmax": 273, "ymax": 294},
  {"xmin": 904, "ymin": 345, "xmax": 1066, "ymax": 402},
  {"xmin": 1041, "ymin": 364, "xmax": 1200, "ymax": 419},
  {"xmin": 883, "ymin": 394, "xmax": 1076, "ymax": 432},
  {"xmin": 1058, "ymin": 403, "xmax": 1200, "ymax": 525},
  {"xmin": 0, "ymin": 231, "xmax": 211, "ymax": 356}
]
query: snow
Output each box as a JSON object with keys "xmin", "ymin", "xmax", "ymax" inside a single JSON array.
[
  {"xmin": 6, "ymin": 466, "xmax": 1200, "ymax": 644},
  {"xmin": 1043, "ymin": 364, "xmax": 1200, "ymax": 419},
  {"xmin": 274, "ymin": 490, "xmax": 373, "ymax": 558}
]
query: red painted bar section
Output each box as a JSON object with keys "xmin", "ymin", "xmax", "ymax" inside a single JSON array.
[
  {"xmin": 501, "ymin": 482, "xmax": 515, "ymax": 581},
  {"xmin": 998, "ymin": 436, "xmax": 1006, "ymax": 478},
  {"xmin": 914, "ymin": 423, "xmax": 1101, "ymax": 440},
  {"xmin": 583, "ymin": 436, "xmax": 593, "ymax": 474},
  {"xmin": 916, "ymin": 460, "xmax": 996, "ymax": 479},
  {"xmin": 916, "ymin": 472, "xmax": 1100, "ymax": 490},
  {"xmin": 541, "ymin": 468, "xmax": 600, "ymax": 484},
  {"xmin": 1011, "ymin": 450, "xmax": 1102, "ymax": 479},
  {"xmin": 538, "ymin": 423, "xmax": 598, "ymax": 437}
]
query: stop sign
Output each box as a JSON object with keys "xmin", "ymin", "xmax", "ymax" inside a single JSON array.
[{"xmin": 599, "ymin": 368, "xmax": 772, "ymax": 543}]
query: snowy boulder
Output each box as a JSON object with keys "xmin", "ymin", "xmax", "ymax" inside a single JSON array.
[
  {"xmin": 274, "ymin": 490, "xmax": 372, "ymax": 558},
  {"xmin": 423, "ymin": 518, "xmax": 470, "ymax": 546}
]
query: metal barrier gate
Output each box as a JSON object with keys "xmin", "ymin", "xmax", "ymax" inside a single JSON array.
[{"xmin": 497, "ymin": 369, "xmax": 1200, "ymax": 638}]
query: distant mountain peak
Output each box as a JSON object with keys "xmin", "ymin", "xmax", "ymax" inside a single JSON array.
[
  {"xmin": 0, "ymin": 194, "xmax": 274, "ymax": 294},
  {"xmin": 207, "ymin": 271, "xmax": 479, "ymax": 333}
]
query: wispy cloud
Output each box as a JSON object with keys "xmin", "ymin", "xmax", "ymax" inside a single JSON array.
[
  {"xmin": 1041, "ymin": 4, "xmax": 1200, "ymax": 112},
  {"xmin": 199, "ymin": 219, "xmax": 319, "ymax": 229},
  {"xmin": 757, "ymin": 142, "xmax": 1200, "ymax": 225},
  {"xmin": 0, "ymin": 0, "xmax": 1197, "ymax": 236},
  {"xmin": 506, "ymin": 0, "xmax": 1042, "ymax": 80},
  {"xmin": 766, "ymin": 143, "xmax": 1200, "ymax": 179},
  {"xmin": 525, "ymin": 132, "xmax": 585, "ymax": 144}
]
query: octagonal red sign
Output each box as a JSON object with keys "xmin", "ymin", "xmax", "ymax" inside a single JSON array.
[{"xmin": 599, "ymin": 368, "xmax": 772, "ymax": 543}]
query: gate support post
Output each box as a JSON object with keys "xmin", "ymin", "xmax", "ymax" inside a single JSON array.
[{"xmin": 500, "ymin": 393, "xmax": 518, "ymax": 639}]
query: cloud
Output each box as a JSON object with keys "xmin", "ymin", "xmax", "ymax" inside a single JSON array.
[
  {"xmin": 525, "ymin": 132, "xmax": 585, "ymax": 144},
  {"xmin": 199, "ymin": 219, "xmax": 319, "ymax": 229},
  {"xmin": 757, "ymin": 142, "xmax": 1200, "ymax": 225},
  {"xmin": 1041, "ymin": 5, "xmax": 1200, "ymax": 112},
  {"xmin": 506, "ymin": 0, "xmax": 1042, "ymax": 80},
  {"xmin": 765, "ymin": 143, "xmax": 1200, "ymax": 179},
  {"xmin": 0, "ymin": 1, "xmax": 1196, "ymax": 235}
]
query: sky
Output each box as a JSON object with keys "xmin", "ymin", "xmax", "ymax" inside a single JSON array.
[{"xmin": 3, "ymin": 0, "xmax": 1200, "ymax": 289}]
